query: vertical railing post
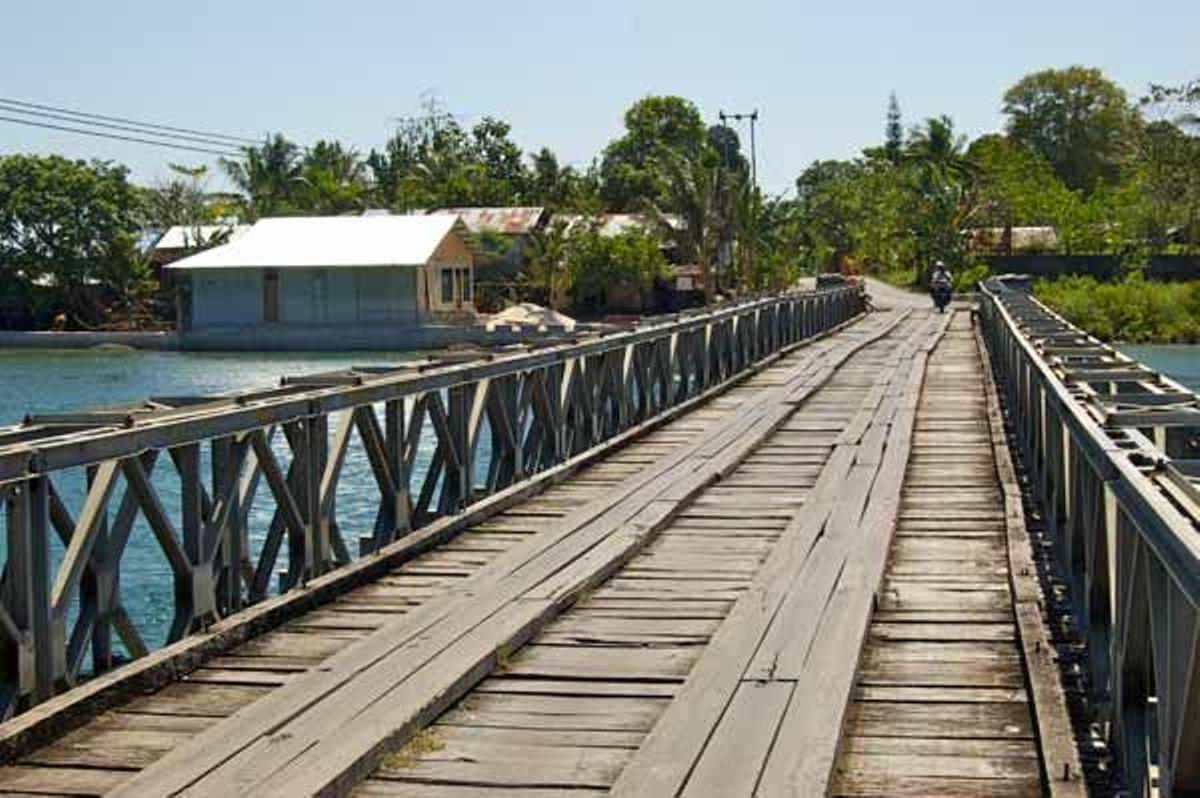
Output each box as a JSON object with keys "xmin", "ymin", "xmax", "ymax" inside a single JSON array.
[
  {"xmin": 81, "ymin": 464, "xmax": 112, "ymax": 673},
  {"xmin": 4, "ymin": 477, "xmax": 55, "ymax": 708},
  {"xmin": 446, "ymin": 383, "xmax": 473, "ymax": 512},
  {"xmin": 386, "ymin": 398, "xmax": 412, "ymax": 539},
  {"xmin": 304, "ymin": 412, "xmax": 330, "ymax": 578}
]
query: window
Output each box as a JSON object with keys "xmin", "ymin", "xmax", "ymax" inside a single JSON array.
[
  {"xmin": 459, "ymin": 268, "xmax": 473, "ymax": 302},
  {"xmin": 440, "ymin": 269, "xmax": 454, "ymax": 304}
]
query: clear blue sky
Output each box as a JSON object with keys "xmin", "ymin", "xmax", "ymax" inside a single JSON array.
[{"xmin": 2, "ymin": 0, "xmax": 1196, "ymax": 195}]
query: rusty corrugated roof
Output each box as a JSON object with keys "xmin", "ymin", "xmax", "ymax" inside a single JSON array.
[{"xmin": 431, "ymin": 207, "xmax": 547, "ymax": 235}]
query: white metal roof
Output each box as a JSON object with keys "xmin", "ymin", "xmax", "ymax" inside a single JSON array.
[
  {"xmin": 165, "ymin": 215, "xmax": 468, "ymax": 270},
  {"xmin": 154, "ymin": 224, "xmax": 251, "ymax": 251}
]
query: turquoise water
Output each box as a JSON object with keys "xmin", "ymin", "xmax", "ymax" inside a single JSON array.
[
  {"xmin": 0, "ymin": 348, "xmax": 430, "ymax": 659},
  {"xmin": 0, "ymin": 349, "xmax": 423, "ymax": 426},
  {"xmin": 1120, "ymin": 344, "xmax": 1200, "ymax": 392}
]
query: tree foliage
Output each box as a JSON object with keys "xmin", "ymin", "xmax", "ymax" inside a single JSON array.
[
  {"xmin": 1002, "ymin": 66, "xmax": 1137, "ymax": 193},
  {"xmin": 599, "ymin": 96, "xmax": 708, "ymax": 211},
  {"xmin": 0, "ymin": 154, "xmax": 144, "ymax": 325},
  {"xmin": 564, "ymin": 221, "xmax": 667, "ymax": 310}
]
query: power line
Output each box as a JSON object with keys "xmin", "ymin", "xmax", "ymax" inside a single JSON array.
[
  {"xmin": 0, "ymin": 96, "xmax": 259, "ymax": 145},
  {"xmin": 0, "ymin": 102, "xmax": 254, "ymax": 151},
  {"xmin": 0, "ymin": 115, "xmax": 243, "ymax": 157}
]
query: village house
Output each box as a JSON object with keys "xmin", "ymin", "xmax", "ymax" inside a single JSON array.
[
  {"xmin": 427, "ymin": 207, "xmax": 547, "ymax": 310},
  {"xmin": 150, "ymin": 223, "xmax": 252, "ymax": 265},
  {"xmin": 166, "ymin": 215, "xmax": 477, "ymax": 350}
]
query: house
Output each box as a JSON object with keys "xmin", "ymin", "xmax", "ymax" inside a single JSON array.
[
  {"xmin": 429, "ymin": 207, "xmax": 547, "ymax": 238},
  {"xmin": 425, "ymin": 208, "xmax": 548, "ymax": 311},
  {"xmin": 151, "ymin": 224, "xmax": 252, "ymax": 263},
  {"xmin": 166, "ymin": 215, "xmax": 476, "ymax": 349},
  {"xmin": 966, "ymin": 226, "xmax": 1060, "ymax": 256},
  {"xmin": 428, "ymin": 208, "xmax": 548, "ymax": 292}
]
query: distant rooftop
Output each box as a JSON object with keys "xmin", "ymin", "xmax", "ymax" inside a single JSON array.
[
  {"xmin": 153, "ymin": 224, "xmax": 251, "ymax": 251},
  {"xmin": 429, "ymin": 207, "xmax": 547, "ymax": 236},
  {"xmin": 165, "ymin": 215, "xmax": 471, "ymax": 270}
]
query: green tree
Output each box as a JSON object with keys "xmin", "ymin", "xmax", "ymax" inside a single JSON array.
[
  {"xmin": 0, "ymin": 154, "xmax": 143, "ymax": 325},
  {"xmin": 645, "ymin": 148, "xmax": 736, "ymax": 301},
  {"xmin": 220, "ymin": 133, "xmax": 305, "ymax": 218},
  {"xmin": 527, "ymin": 148, "xmax": 599, "ymax": 211},
  {"xmin": 707, "ymin": 124, "xmax": 748, "ymax": 174},
  {"xmin": 517, "ymin": 218, "xmax": 572, "ymax": 309},
  {"xmin": 298, "ymin": 140, "xmax": 369, "ymax": 214},
  {"xmin": 967, "ymin": 134, "xmax": 1074, "ymax": 227},
  {"xmin": 885, "ymin": 92, "xmax": 904, "ymax": 164},
  {"xmin": 143, "ymin": 163, "xmax": 216, "ymax": 232},
  {"xmin": 1002, "ymin": 66, "xmax": 1139, "ymax": 193},
  {"xmin": 366, "ymin": 107, "xmax": 531, "ymax": 210},
  {"xmin": 565, "ymin": 220, "xmax": 666, "ymax": 310},
  {"xmin": 599, "ymin": 95, "xmax": 708, "ymax": 211}
]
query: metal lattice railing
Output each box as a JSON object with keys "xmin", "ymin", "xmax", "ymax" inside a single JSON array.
[
  {"xmin": 979, "ymin": 275, "xmax": 1200, "ymax": 798},
  {"xmin": 0, "ymin": 285, "xmax": 864, "ymax": 718}
]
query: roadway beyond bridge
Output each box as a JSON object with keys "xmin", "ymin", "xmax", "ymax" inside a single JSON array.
[{"xmin": 0, "ymin": 279, "xmax": 1196, "ymax": 796}]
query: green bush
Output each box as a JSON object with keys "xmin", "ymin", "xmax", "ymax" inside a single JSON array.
[
  {"xmin": 1033, "ymin": 273, "xmax": 1200, "ymax": 343},
  {"xmin": 954, "ymin": 263, "xmax": 991, "ymax": 292}
]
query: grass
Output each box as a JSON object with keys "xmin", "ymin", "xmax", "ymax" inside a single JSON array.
[
  {"xmin": 1034, "ymin": 274, "xmax": 1200, "ymax": 343},
  {"xmin": 378, "ymin": 728, "xmax": 445, "ymax": 770}
]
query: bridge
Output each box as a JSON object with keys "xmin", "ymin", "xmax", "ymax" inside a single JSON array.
[{"xmin": 0, "ymin": 279, "xmax": 1195, "ymax": 796}]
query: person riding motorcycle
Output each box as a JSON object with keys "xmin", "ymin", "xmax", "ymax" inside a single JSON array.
[{"xmin": 930, "ymin": 261, "xmax": 953, "ymax": 313}]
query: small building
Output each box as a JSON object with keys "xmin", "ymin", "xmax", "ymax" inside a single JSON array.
[
  {"xmin": 151, "ymin": 224, "xmax": 252, "ymax": 264},
  {"xmin": 966, "ymin": 226, "xmax": 1060, "ymax": 256},
  {"xmin": 428, "ymin": 208, "xmax": 548, "ymax": 309},
  {"xmin": 166, "ymin": 215, "xmax": 476, "ymax": 349},
  {"xmin": 429, "ymin": 207, "xmax": 547, "ymax": 238}
]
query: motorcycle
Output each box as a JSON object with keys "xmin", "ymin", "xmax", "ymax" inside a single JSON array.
[{"xmin": 931, "ymin": 283, "xmax": 952, "ymax": 313}]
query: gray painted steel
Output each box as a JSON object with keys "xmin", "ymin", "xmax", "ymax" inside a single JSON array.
[{"xmin": 980, "ymin": 276, "xmax": 1200, "ymax": 798}]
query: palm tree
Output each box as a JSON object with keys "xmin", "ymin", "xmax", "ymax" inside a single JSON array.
[
  {"xmin": 905, "ymin": 116, "xmax": 974, "ymax": 180},
  {"xmin": 220, "ymin": 134, "xmax": 305, "ymax": 218},
  {"xmin": 644, "ymin": 149, "xmax": 736, "ymax": 302},
  {"xmin": 904, "ymin": 117, "xmax": 980, "ymax": 279},
  {"xmin": 300, "ymin": 140, "xmax": 369, "ymax": 214}
]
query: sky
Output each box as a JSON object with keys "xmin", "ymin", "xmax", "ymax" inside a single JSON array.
[{"xmin": 1, "ymin": 0, "xmax": 1196, "ymax": 196}]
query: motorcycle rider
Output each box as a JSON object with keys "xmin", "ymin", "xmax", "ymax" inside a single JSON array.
[{"xmin": 930, "ymin": 261, "xmax": 953, "ymax": 312}]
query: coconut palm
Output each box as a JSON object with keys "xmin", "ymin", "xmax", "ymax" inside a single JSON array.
[
  {"xmin": 220, "ymin": 134, "xmax": 305, "ymax": 218},
  {"xmin": 643, "ymin": 149, "xmax": 737, "ymax": 302}
]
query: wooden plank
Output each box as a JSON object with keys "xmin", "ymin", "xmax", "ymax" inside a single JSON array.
[
  {"xmin": 225, "ymin": 313, "xmax": 911, "ymax": 798},
  {"xmin": 609, "ymin": 314, "xmax": 937, "ymax": 798},
  {"xmin": 832, "ymin": 771, "xmax": 1042, "ymax": 797},
  {"xmin": 0, "ymin": 766, "xmax": 130, "ymax": 795},
  {"xmin": 754, "ymin": 316, "xmax": 959, "ymax": 798},
  {"xmin": 372, "ymin": 739, "xmax": 628, "ymax": 790},
  {"xmin": 679, "ymin": 681, "xmax": 793, "ymax": 797},
  {"xmin": 838, "ymin": 750, "xmax": 1039, "ymax": 779}
]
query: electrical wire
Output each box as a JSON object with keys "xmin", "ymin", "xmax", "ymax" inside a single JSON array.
[
  {"xmin": 0, "ymin": 115, "xmax": 243, "ymax": 157},
  {"xmin": 0, "ymin": 96, "xmax": 259, "ymax": 145},
  {"xmin": 0, "ymin": 102, "xmax": 254, "ymax": 151}
]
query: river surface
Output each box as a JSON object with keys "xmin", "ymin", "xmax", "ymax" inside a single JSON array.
[
  {"xmin": 1120, "ymin": 344, "xmax": 1200, "ymax": 391},
  {"xmin": 0, "ymin": 349, "xmax": 431, "ymax": 660},
  {"xmin": 0, "ymin": 343, "xmax": 1195, "ymax": 665}
]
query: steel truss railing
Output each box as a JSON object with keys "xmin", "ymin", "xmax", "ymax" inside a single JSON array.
[
  {"xmin": 980, "ymin": 276, "xmax": 1200, "ymax": 797},
  {"xmin": 0, "ymin": 286, "xmax": 864, "ymax": 718}
]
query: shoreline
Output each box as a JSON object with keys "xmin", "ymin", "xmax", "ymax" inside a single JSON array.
[{"xmin": 0, "ymin": 325, "xmax": 583, "ymax": 352}]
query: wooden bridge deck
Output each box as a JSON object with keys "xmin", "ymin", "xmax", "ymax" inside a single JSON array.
[{"xmin": 0, "ymin": 307, "xmax": 1078, "ymax": 797}]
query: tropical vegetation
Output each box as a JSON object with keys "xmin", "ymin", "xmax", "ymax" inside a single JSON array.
[{"xmin": 0, "ymin": 68, "xmax": 1197, "ymax": 337}]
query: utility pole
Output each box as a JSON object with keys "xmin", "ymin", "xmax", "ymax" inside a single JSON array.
[
  {"xmin": 718, "ymin": 109, "xmax": 760, "ymax": 294},
  {"xmin": 719, "ymin": 109, "xmax": 758, "ymax": 191}
]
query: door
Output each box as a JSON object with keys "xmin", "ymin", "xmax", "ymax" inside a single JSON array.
[{"xmin": 263, "ymin": 269, "xmax": 280, "ymax": 322}]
